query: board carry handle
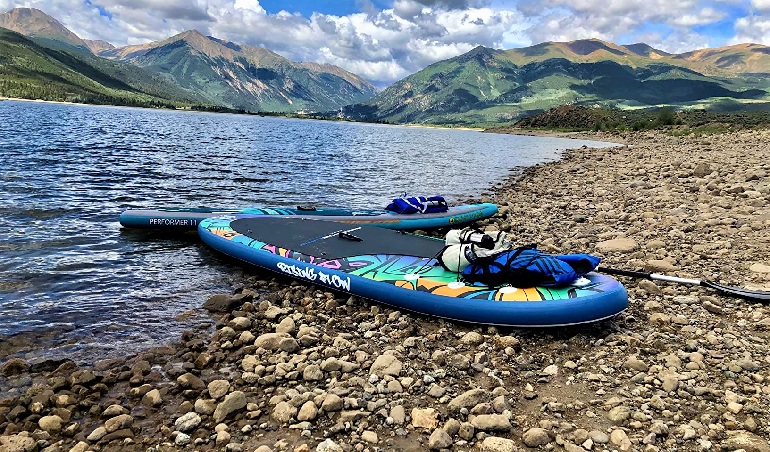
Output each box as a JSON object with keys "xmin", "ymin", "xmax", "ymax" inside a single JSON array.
[{"xmin": 338, "ymin": 231, "xmax": 363, "ymax": 242}]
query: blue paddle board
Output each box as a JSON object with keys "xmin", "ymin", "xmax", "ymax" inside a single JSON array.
[
  {"xmin": 198, "ymin": 216, "xmax": 628, "ymax": 327},
  {"xmin": 120, "ymin": 203, "xmax": 498, "ymax": 231}
]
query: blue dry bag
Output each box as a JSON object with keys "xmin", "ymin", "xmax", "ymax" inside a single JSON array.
[
  {"xmin": 385, "ymin": 195, "xmax": 448, "ymax": 214},
  {"xmin": 460, "ymin": 245, "xmax": 601, "ymax": 288}
]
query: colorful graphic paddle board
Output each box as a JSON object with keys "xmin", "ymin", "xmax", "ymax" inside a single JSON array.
[{"xmin": 198, "ymin": 216, "xmax": 628, "ymax": 327}]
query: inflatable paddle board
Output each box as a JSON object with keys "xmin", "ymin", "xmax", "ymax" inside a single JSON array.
[
  {"xmin": 119, "ymin": 203, "xmax": 498, "ymax": 231},
  {"xmin": 198, "ymin": 216, "xmax": 628, "ymax": 327}
]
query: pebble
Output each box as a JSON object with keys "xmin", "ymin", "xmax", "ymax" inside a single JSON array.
[
  {"xmin": 411, "ymin": 407, "xmax": 439, "ymax": 429},
  {"xmin": 480, "ymin": 436, "xmax": 517, "ymax": 452}
]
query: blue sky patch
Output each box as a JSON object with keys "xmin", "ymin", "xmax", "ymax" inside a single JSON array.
[{"xmin": 259, "ymin": 0, "xmax": 361, "ymax": 17}]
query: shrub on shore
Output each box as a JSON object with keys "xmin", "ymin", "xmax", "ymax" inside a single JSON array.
[{"xmin": 491, "ymin": 104, "xmax": 770, "ymax": 134}]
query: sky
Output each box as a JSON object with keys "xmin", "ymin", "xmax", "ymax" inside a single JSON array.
[{"xmin": 2, "ymin": 0, "xmax": 769, "ymax": 88}]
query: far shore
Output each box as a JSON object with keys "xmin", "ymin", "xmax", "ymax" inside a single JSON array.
[{"xmin": 1, "ymin": 96, "xmax": 617, "ymax": 140}]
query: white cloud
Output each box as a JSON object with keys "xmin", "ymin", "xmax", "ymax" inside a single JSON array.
[
  {"xmin": 752, "ymin": 0, "xmax": 770, "ymax": 11},
  {"xmin": 233, "ymin": 0, "xmax": 263, "ymax": 13},
  {"xmin": 732, "ymin": 14, "xmax": 770, "ymax": 43},
  {"xmin": 672, "ymin": 7, "xmax": 727, "ymax": 27},
  {"xmin": 206, "ymin": 2, "xmax": 526, "ymax": 87}
]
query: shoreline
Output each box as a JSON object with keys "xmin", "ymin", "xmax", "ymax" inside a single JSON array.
[
  {"xmin": 3, "ymin": 130, "xmax": 770, "ymax": 451},
  {"xmin": 0, "ymin": 97, "xmax": 621, "ymax": 141}
]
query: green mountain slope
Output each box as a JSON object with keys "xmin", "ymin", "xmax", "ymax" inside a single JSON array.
[
  {"xmin": 0, "ymin": 27, "xmax": 198, "ymax": 107},
  {"xmin": 102, "ymin": 30, "xmax": 378, "ymax": 113},
  {"xmin": 343, "ymin": 41, "xmax": 770, "ymax": 126}
]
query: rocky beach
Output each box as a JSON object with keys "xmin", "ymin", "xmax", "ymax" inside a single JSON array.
[{"xmin": 2, "ymin": 129, "xmax": 770, "ymax": 452}]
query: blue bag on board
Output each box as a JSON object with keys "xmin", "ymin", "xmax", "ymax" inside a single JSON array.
[
  {"xmin": 460, "ymin": 245, "xmax": 601, "ymax": 288},
  {"xmin": 385, "ymin": 195, "xmax": 448, "ymax": 214}
]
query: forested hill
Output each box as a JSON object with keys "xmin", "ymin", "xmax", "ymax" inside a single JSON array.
[{"xmin": 0, "ymin": 27, "xmax": 201, "ymax": 107}]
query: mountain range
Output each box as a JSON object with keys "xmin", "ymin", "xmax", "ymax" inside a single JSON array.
[
  {"xmin": 343, "ymin": 41, "xmax": 770, "ymax": 125},
  {"xmin": 2, "ymin": 7, "xmax": 769, "ymax": 125},
  {"xmin": 98, "ymin": 29, "xmax": 377, "ymax": 113},
  {"xmin": 0, "ymin": 7, "xmax": 377, "ymax": 112}
]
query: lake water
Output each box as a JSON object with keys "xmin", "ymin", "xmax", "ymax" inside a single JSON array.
[{"xmin": 0, "ymin": 100, "xmax": 617, "ymax": 364}]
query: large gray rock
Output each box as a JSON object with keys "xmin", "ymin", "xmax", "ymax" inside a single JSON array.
[
  {"xmin": 321, "ymin": 393, "xmax": 343, "ymax": 412},
  {"xmin": 208, "ymin": 379, "xmax": 230, "ymax": 400},
  {"xmin": 428, "ymin": 428, "xmax": 453, "ymax": 450},
  {"xmin": 471, "ymin": 414, "xmax": 512, "ymax": 432},
  {"xmin": 177, "ymin": 372, "xmax": 206, "ymax": 390},
  {"xmin": 303, "ymin": 364, "xmax": 324, "ymax": 381},
  {"xmin": 369, "ymin": 354, "xmax": 402, "ymax": 377},
  {"xmin": 204, "ymin": 293, "xmax": 242, "ymax": 312},
  {"xmin": 272, "ymin": 401, "xmax": 297, "ymax": 424},
  {"xmin": 213, "ymin": 391, "xmax": 247, "ymax": 422},
  {"xmin": 607, "ymin": 405, "xmax": 631, "ymax": 424},
  {"xmin": 105, "ymin": 414, "xmax": 133, "ymax": 433},
  {"xmin": 448, "ymin": 388, "xmax": 489, "ymax": 411},
  {"xmin": 86, "ymin": 427, "xmax": 107, "ymax": 442},
  {"xmin": 723, "ymin": 430, "xmax": 770, "ymax": 452},
  {"xmin": 522, "ymin": 427, "xmax": 551, "ymax": 447},
  {"xmin": 297, "ymin": 401, "xmax": 318, "ymax": 421},
  {"xmin": 276, "ymin": 316, "xmax": 296, "ymax": 334},
  {"xmin": 389, "ymin": 405, "xmax": 406, "ymax": 425},
  {"xmin": 0, "ymin": 434, "xmax": 37, "ymax": 452},
  {"xmin": 254, "ymin": 332, "xmax": 299, "ymax": 352},
  {"xmin": 38, "ymin": 415, "xmax": 63, "ymax": 433},
  {"xmin": 174, "ymin": 412, "xmax": 202, "ymax": 433}
]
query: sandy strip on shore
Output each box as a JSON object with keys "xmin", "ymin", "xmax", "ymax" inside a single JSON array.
[{"xmin": 2, "ymin": 130, "xmax": 770, "ymax": 452}]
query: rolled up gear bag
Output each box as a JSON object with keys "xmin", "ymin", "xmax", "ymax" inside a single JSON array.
[
  {"xmin": 385, "ymin": 195, "xmax": 448, "ymax": 214},
  {"xmin": 460, "ymin": 246, "xmax": 601, "ymax": 288}
]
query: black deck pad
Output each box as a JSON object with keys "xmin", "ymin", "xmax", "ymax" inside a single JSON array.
[{"xmin": 231, "ymin": 217, "xmax": 446, "ymax": 260}]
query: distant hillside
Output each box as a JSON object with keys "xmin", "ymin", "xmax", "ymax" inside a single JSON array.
[
  {"xmin": 84, "ymin": 39, "xmax": 114, "ymax": 55},
  {"xmin": 101, "ymin": 30, "xmax": 378, "ymax": 113},
  {"xmin": 0, "ymin": 27, "xmax": 198, "ymax": 107},
  {"xmin": 342, "ymin": 39, "xmax": 770, "ymax": 126},
  {"xmin": 2, "ymin": 7, "xmax": 377, "ymax": 113},
  {"xmin": 497, "ymin": 39, "xmax": 770, "ymax": 76},
  {"xmin": 0, "ymin": 7, "xmax": 91, "ymax": 53}
]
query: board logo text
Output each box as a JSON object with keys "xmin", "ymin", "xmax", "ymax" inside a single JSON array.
[{"xmin": 276, "ymin": 263, "xmax": 351, "ymax": 291}]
